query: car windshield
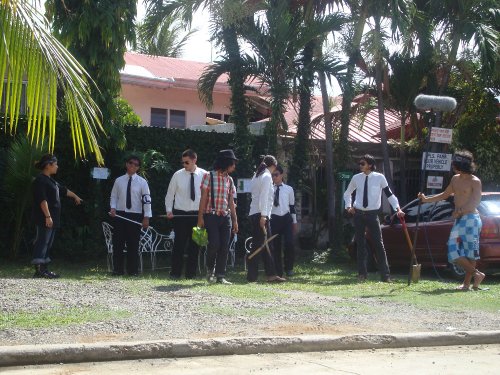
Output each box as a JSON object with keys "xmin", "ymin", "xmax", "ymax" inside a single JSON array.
[{"xmin": 480, "ymin": 195, "xmax": 500, "ymax": 215}]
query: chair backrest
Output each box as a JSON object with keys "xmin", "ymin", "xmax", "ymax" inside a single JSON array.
[
  {"xmin": 102, "ymin": 222, "xmax": 113, "ymax": 254},
  {"xmin": 140, "ymin": 227, "xmax": 154, "ymax": 253},
  {"xmin": 148, "ymin": 227, "xmax": 174, "ymax": 253}
]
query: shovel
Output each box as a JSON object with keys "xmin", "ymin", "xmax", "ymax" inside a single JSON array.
[{"xmin": 400, "ymin": 216, "xmax": 421, "ymax": 285}]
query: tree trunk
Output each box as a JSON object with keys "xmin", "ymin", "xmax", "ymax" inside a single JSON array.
[
  {"xmin": 374, "ymin": 15, "xmax": 393, "ymax": 189},
  {"xmin": 289, "ymin": 40, "xmax": 315, "ymax": 188},
  {"xmin": 319, "ymin": 70, "xmax": 336, "ymax": 250},
  {"xmin": 222, "ymin": 26, "xmax": 253, "ymax": 175},
  {"xmin": 339, "ymin": 2, "xmax": 368, "ymax": 169}
]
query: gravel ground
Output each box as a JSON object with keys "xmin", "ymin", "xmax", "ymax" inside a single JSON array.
[{"xmin": 1, "ymin": 276, "xmax": 500, "ymax": 346}]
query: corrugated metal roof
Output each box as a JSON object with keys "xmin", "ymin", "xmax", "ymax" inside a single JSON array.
[{"xmin": 124, "ymin": 52, "xmax": 229, "ymax": 83}]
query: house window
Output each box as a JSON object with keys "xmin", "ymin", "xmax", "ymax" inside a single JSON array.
[
  {"xmin": 206, "ymin": 112, "xmax": 222, "ymax": 120},
  {"xmin": 1, "ymin": 82, "xmax": 27, "ymax": 116},
  {"xmin": 170, "ymin": 110, "xmax": 186, "ymax": 129},
  {"xmin": 151, "ymin": 107, "xmax": 167, "ymax": 127}
]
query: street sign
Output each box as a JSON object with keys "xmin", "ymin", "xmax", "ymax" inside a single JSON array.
[
  {"xmin": 237, "ymin": 178, "xmax": 252, "ymax": 193},
  {"xmin": 421, "ymin": 152, "xmax": 452, "ymax": 171},
  {"xmin": 430, "ymin": 127, "xmax": 453, "ymax": 144},
  {"xmin": 427, "ymin": 175, "xmax": 444, "ymax": 189},
  {"xmin": 337, "ymin": 171, "xmax": 353, "ymax": 181}
]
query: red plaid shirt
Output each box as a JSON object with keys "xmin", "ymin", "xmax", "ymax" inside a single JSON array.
[{"xmin": 200, "ymin": 171, "xmax": 234, "ymax": 215}]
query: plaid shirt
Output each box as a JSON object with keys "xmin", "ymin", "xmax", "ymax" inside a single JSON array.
[{"xmin": 200, "ymin": 171, "xmax": 234, "ymax": 215}]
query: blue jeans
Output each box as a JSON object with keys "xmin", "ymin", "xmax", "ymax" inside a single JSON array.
[{"xmin": 32, "ymin": 226, "xmax": 56, "ymax": 265}]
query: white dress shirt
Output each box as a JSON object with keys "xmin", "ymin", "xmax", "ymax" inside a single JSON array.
[
  {"xmin": 110, "ymin": 173, "xmax": 152, "ymax": 217},
  {"xmin": 271, "ymin": 183, "xmax": 297, "ymax": 223},
  {"xmin": 343, "ymin": 171, "xmax": 400, "ymax": 211},
  {"xmin": 165, "ymin": 166, "xmax": 207, "ymax": 212},
  {"xmin": 249, "ymin": 169, "xmax": 274, "ymax": 218}
]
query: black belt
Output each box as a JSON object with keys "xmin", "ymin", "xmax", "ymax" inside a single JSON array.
[{"xmin": 354, "ymin": 208, "xmax": 379, "ymax": 215}]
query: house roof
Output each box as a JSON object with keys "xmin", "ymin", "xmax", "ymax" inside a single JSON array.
[
  {"xmin": 285, "ymin": 95, "xmax": 402, "ymax": 143},
  {"xmin": 122, "ymin": 52, "xmax": 230, "ymax": 92}
]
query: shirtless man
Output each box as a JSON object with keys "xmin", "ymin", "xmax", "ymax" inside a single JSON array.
[{"xmin": 418, "ymin": 150, "xmax": 484, "ymax": 291}]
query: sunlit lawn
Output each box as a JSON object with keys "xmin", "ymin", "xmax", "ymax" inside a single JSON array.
[{"xmin": 2, "ymin": 257, "xmax": 500, "ymax": 318}]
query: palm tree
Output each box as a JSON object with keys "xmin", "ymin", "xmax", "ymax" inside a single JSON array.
[
  {"xmin": 0, "ymin": 0, "xmax": 103, "ymax": 163},
  {"xmin": 136, "ymin": 15, "xmax": 195, "ymax": 58},
  {"xmin": 430, "ymin": 0, "xmax": 499, "ymax": 128},
  {"xmin": 143, "ymin": 0, "xmax": 255, "ymax": 174}
]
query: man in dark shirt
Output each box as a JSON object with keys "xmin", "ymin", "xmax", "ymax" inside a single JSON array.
[{"xmin": 32, "ymin": 154, "xmax": 82, "ymax": 278}]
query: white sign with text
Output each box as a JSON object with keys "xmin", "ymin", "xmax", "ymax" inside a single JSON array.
[
  {"xmin": 427, "ymin": 175, "xmax": 444, "ymax": 189},
  {"xmin": 430, "ymin": 127, "xmax": 453, "ymax": 144},
  {"xmin": 421, "ymin": 152, "xmax": 452, "ymax": 171},
  {"xmin": 237, "ymin": 178, "xmax": 252, "ymax": 193}
]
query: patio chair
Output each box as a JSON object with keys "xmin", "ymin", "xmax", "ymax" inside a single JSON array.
[
  {"xmin": 144, "ymin": 227, "xmax": 174, "ymax": 270},
  {"xmin": 101, "ymin": 221, "xmax": 154, "ymax": 274}
]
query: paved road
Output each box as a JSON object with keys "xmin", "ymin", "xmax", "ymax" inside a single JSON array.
[{"xmin": 3, "ymin": 344, "xmax": 499, "ymax": 375}]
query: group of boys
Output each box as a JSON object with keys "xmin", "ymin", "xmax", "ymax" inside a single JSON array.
[{"xmin": 110, "ymin": 149, "xmax": 298, "ymax": 281}]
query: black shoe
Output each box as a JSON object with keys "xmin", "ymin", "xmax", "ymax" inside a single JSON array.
[
  {"xmin": 43, "ymin": 270, "xmax": 60, "ymax": 279},
  {"xmin": 381, "ymin": 276, "xmax": 394, "ymax": 283},
  {"xmin": 111, "ymin": 271, "xmax": 124, "ymax": 276}
]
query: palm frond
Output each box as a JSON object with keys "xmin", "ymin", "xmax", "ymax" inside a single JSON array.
[{"xmin": 0, "ymin": 1, "xmax": 103, "ymax": 164}]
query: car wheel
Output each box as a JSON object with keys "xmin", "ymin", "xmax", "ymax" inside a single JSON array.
[{"xmin": 449, "ymin": 262, "xmax": 466, "ymax": 280}]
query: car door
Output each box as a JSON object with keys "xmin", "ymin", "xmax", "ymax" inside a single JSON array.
[{"xmin": 382, "ymin": 199, "xmax": 437, "ymax": 267}]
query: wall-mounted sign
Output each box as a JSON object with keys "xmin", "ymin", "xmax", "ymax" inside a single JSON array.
[
  {"xmin": 421, "ymin": 152, "xmax": 452, "ymax": 171},
  {"xmin": 237, "ymin": 178, "xmax": 252, "ymax": 193},
  {"xmin": 427, "ymin": 175, "xmax": 444, "ymax": 189},
  {"xmin": 92, "ymin": 167, "xmax": 110, "ymax": 180},
  {"xmin": 430, "ymin": 127, "xmax": 453, "ymax": 144}
]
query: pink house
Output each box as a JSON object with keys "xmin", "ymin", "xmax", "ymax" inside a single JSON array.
[{"xmin": 121, "ymin": 52, "xmax": 251, "ymax": 128}]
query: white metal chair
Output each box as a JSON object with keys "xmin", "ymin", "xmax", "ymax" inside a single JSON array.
[
  {"xmin": 145, "ymin": 227, "xmax": 174, "ymax": 270},
  {"xmin": 102, "ymin": 222, "xmax": 172, "ymax": 273},
  {"xmin": 102, "ymin": 222, "xmax": 114, "ymax": 272},
  {"xmin": 244, "ymin": 236, "xmax": 253, "ymax": 271},
  {"xmin": 227, "ymin": 234, "xmax": 237, "ymax": 268}
]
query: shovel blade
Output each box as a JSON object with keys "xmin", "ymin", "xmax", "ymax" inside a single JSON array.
[{"xmin": 410, "ymin": 264, "xmax": 422, "ymax": 283}]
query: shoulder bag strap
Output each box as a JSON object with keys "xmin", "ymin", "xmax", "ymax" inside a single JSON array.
[{"xmin": 210, "ymin": 171, "xmax": 215, "ymax": 213}]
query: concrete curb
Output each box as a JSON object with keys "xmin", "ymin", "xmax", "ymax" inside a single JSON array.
[{"xmin": 1, "ymin": 330, "xmax": 500, "ymax": 367}]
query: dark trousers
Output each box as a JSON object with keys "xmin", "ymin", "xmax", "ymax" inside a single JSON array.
[
  {"xmin": 247, "ymin": 214, "xmax": 277, "ymax": 282},
  {"xmin": 270, "ymin": 213, "xmax": 295, "ymax": 277},
  {"xmin": 32, "ymin": 226, "xmax": 56, "ymax": 265},
  {"xmin": 171, "ymin": 209, "xmax": 199, "ymax": 278},
  {"xmin": 204, "ymin": 213, "xmax": 231, "ymax": 278},
  {"xmin": 353, "ymin": 209, "xmax": 390, "ymax": 279},
  {"xmin": 113, "ymin": 211, "xmax": 142, "ymax": 275}
]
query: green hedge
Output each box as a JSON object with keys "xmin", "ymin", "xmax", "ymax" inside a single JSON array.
[{"xmin": 0, "ymin": 123, "xmax": 267, "ymax": 261}]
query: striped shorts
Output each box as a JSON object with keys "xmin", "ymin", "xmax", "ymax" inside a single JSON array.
[{"xmin": 447, "ymin": 213, "xmax": 482, "ymax": 263}]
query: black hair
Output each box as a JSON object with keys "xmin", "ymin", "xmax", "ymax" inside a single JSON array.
[
  {"xmin": 35, "ymin": 154, "xmax": 57, "ymax": 170},
  {"xmin": 452, "ymin": 150, "xmax": 476, "ymax": 174},
  {"xmin": 360, "ymin": 154, "xmax": 376, "ymax": 171},
  {"xmin": 182, "ymin": 149, "xmax": 197, "ymax": 159},
  {"xmin": 213, "ymin": 158, "xmax": 236, "ymax": 172},
  {"xmin": 255, "ymin": 155, "xmax": 277, "ymax": 177},
  {"xmin": 126, "ymin": 155, "xmax": 141, "ymax": 167},
  {"xmin": 275, "ymin": 165, "xmax": 284, "ymax": 174}
]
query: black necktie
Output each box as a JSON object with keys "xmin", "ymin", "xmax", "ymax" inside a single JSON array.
[
  {"xmin": 190, "ymin": 173, "xmax": 195, "ymax": 201},
  {"xmin": 126, "ymin": 176, "xmax": 132, "ymax": 209},
  {"xmin": 274, "ymin": 185, "xmax": 280, "ymax": 207},
  {"xmin": 363, "ymin": 175, "xmax": 368, "ymax": 208}
]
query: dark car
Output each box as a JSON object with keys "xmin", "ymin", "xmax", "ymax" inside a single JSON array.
[{"xmin": 350, "ymin": 192, "xmax": 500, "ymax": 279}]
